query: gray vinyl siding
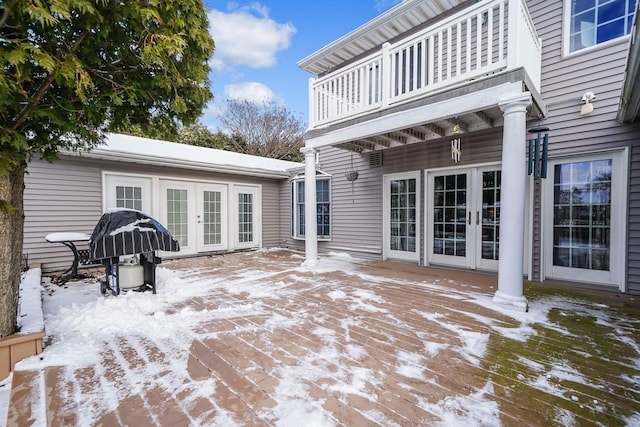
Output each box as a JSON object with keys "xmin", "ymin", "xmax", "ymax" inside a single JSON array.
[
  {"xmin": 529, "ymin": 0, "xmax": 640, "ymax": 293},
  {"xmin": 25, "ymin": 155, "xmax": 287, "ymax": 273},
  {"xmin": 23, "ymin": 158, "xmax": 103, "ymax": 272}
]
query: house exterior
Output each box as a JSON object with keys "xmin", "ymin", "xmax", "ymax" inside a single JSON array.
[
  {"xmin": 291, "ymin": 0, "xmax": 640, "ymax": 307},
  {"xmin": 23, "ymin": 133, "xmax": 301, "ymax": 272}
]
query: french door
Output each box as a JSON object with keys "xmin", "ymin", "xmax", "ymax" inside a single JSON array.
[
  {"xmin": 160, "ymin": 181, "xmax": 229, "ymax": 255},
  {"xmin": 543, "ymin": 151, "xmax": 626, "ymax": 288},
  {"xmin": 383, "ymin": 172, "xmax": 420, "ymax": 262},
  {"xmin": 426, "ymin": 166, "xmax": 501, "ymax": 271},
  {"xmin": 196, "ymin": 184, "xmax": 228, "ymax": 253}
]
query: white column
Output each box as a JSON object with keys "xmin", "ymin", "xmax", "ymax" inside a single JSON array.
[
  {"xmin": 301, "ymin": 146, "xmax": 318, "ymax": 267},
  {"xmin": 493, "ymin": 92, "xmax": 532, "ymax": 311}
]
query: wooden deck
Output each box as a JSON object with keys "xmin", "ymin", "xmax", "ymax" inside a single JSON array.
[{"xmin": 6, "ymin": 250, "xmax": 640, "ymax": 426}]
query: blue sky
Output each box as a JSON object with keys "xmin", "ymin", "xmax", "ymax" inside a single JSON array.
[{"xmin": 201, "ymin": 0, "xmax": 404, "ymax": 130}]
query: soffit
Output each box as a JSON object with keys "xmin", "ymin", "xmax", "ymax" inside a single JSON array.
[{"xmin": 297, "ymin": 0, "xmax": 467, "ymax": 76}]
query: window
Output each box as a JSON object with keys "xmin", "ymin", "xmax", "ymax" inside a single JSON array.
[
  {"xmin": 292, "ymin": 174, "xmax": 331, "ymax": 240},
  {"xmin": 567, "ymin": 0, "xmax": 635, "ymax": 53},
  {"xmin": 238, "ymin": 192, "xmax": 254, "ymax": 243},
  {"xmin": 104, "ymin": 174, "xmax": 151, "ymax": 213},
  {"xmin": 116, "ymin": 185, "xmax": 142, "ymax": 211}
]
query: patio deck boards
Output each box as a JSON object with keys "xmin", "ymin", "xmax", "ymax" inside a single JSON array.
[{"xmin": 6, "ymin": 250, "xmax": 640, "ymax": 426}]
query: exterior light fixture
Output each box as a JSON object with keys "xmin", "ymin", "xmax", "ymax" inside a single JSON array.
[{"xmin": 580, "ymin": 91, "xmax": 596, "ymax": 115}]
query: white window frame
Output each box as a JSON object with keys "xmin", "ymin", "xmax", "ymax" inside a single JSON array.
[
  {"xmin": 291, "ymin": 172, "xmax": 332, "ymax": 241},
  {"xmin": 541, "ymin": 148, "xmax": 628, "ymax": 290},
  {"xmin": 563, "ymin": 0, "xmax": 635, "ymax": 56}
]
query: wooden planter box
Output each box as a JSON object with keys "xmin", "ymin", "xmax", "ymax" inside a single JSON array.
[
  {"xmin": 0, "ymin": 331, "xmax": 45, "ymax": 381},
  {"xmin": 0, "ymin": 265, "xmax": 45, "ymax": 382}
]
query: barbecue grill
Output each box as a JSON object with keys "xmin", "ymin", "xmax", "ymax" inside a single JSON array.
[{"xmin": 89, "ymin": 209, "xmax": 180, "ymax": 295}]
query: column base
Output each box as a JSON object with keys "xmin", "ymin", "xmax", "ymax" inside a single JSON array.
[
  {"xmin": 492, "ymin": 290, "xmax": 529, "ymax": 312},
  {"xmin": 301, "ymin": 259, "xmax": 318, "ymax": 269}
]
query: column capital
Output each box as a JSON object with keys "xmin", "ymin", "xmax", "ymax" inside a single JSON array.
[
  {"xmin": 498, "ymin": 92, "xmax": 532, "ymax": 114},
  {"xmin": 300, "ymin": 146, "xmax": 317, "ymax": 156}
]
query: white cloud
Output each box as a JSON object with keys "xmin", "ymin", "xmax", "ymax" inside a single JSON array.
[
  {"xmin": 224, "ymin": 82, "xmax": 274, "ymax": 104},
  {"xmin": 208, "ymin": 3, "xmax": 296, "ymax": 71}
]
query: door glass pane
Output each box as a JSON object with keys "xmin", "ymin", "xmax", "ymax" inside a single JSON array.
[
  {"xmin": 167, "ymin": 188, "xmax": 188, "ymax": 247},
  {"xmin": 433, "ymin": 173, "xmax": 466, "ymax": 256},
  {"xmin": 390, "ymin": 178, "xmax": 416, "ymax": 252},
  {"xmin": 238, "ymin": 193, "xmax": 254, "ymax": 243},
  {"xmin": 203, "ymin": 190, "xmax": 221, "ymax": 245},
  {"xmin": 481, "ymin": 170, "xmax": 501, "ymax": 260},
  {"xmin": 553, "ymin": 160, "xmax": 611, "ymax": 270}
]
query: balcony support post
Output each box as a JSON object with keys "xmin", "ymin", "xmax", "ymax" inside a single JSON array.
[
  {"xmin": 493, "ymin": 92, "xmax": 532, "ymax": 311},
  {"xmin": 301, "ymin": 146, "xmax": 318, "ymax": 267},
  {"xmin": 381, "ymin": 43, "xmax": 391, "ymax": 108}
]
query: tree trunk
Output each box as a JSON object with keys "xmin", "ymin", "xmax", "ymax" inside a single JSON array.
[{"xmin": 0, "ymin": 163, "xmax": 26, "ymax": 338}]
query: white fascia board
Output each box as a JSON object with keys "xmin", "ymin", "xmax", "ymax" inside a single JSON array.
[
  {"xmin": 67, "ymin": 149, "xmax": 293, "ymax": 179},
  {"xmin": 305, "ymin": 82, "xmax": 524, "ymax": 149}
]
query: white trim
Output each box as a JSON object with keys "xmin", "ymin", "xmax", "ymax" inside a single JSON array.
[
  {"xmin": 383, "ymin": 171, "xmax": 421, "ymax": 263},
  {"xmin": 541, "ymin": 148, "xmax": 628, "ymax": 290}
]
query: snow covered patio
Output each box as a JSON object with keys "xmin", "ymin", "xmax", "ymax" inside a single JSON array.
[{"xmin": 5, "ymin": 249, "xmax": 640, "ymax": 426}]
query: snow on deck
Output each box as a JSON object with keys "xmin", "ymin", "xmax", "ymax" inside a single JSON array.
[{"xmin": 7, "ymin": 250, "xmax": 640, "ymax": 426}]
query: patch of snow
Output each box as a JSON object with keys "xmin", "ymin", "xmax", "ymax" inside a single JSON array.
[
  {"xmin": 396, "ymin": 350, "xmax": 426, "ymax": 380},
  {"xmin": 417, "ymin": 381, "xmax": 501, "ymax": 427},
  {"xmin": 0, "ymin": 374, "xmax": 12, "ymax": 426},
  {"xmin": 17, "ymin": 268, "xmax": 44, "ymax": 334}
]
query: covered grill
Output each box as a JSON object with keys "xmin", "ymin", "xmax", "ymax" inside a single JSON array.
[{"xmin": 89, "ymin": 209, "xmax": 180, "ymax": 295}]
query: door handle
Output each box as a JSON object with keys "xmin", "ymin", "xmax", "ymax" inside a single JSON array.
[
  {"xmin": 468, "ymin": 211, "xmax": 471, "ymax": 225},
  {"xmin": 476, "ymin": 211, "xmax": 480, "ymax": 225}
]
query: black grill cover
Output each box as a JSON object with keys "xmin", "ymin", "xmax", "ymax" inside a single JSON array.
[{"xmin": 89, "ymin": 210, "xmax": 180, "ymax": 260}]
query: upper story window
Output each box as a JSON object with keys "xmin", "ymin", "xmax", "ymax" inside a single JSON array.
[
  {"xmin": 567, "ymin": 0, "xmax": 635, "ymax": 53},
  {"xmin": 291, "ymin": 172, "xmax": 331, "ymax": 240}
]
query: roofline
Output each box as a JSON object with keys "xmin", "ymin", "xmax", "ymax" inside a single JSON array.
[
  {"xmin": 297, "ymin": 0, "xmax": 424, "ymax": 73},
  {"xmin": 618, "ymin": 4, "xmax": 640, "ymax": 123},
  {"xmin": 63, "ymin": 148, "xmax": 296, "ymax": 179}
]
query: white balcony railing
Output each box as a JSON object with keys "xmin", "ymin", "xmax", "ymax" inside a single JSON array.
[{"xmin": 308, "ymin": 0, "xmax": 541, "ymax": 129}]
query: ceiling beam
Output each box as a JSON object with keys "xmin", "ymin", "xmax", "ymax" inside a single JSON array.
[{"xmin": 474, "ymin": 110, "xmax": 495, "ymax": 127}]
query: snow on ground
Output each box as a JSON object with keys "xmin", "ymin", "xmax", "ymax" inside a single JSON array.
[{"xmin": 6, "ymin": 250, "xmax": 640, "ymax": 426}]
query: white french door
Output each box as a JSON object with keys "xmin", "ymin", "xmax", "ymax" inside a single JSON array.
[
  {"xmin": 160, "ymin": 181, "xmax": 230, "ymax": 255},
  {"xmin": 233, "ymin": 185, "xmax": 261, "ymax": 250},
  {"xmin": 543, "ymin": 150, "xmax": 627, "ymax": 289},
  {"xmin": 426, "ymin": 166, "xmax": 501, "ymax": 271},
  {"xmin": 160, "ymin": 180, "xmax": 197, "ymax": 255},
  {"xmin": 196, "ymin": 183, "xmax": 228, "ymax": 253},
  {"xmin": 383, "ymin": 172, "xmax": 420, "ymax": 263}
]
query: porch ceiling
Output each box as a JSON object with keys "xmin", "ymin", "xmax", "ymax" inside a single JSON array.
[
  {"xmin": 334, "ymin": 106, "xmax": 504, "ymax": 153},
  {"xmin": 297, "ymin": 0, "xmax": 467, "ymax": 76}
]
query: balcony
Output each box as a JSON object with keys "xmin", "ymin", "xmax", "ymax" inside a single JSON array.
[{"xmin": 305, "ymin": 0, "xmax": 541, "ymax": 130}]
